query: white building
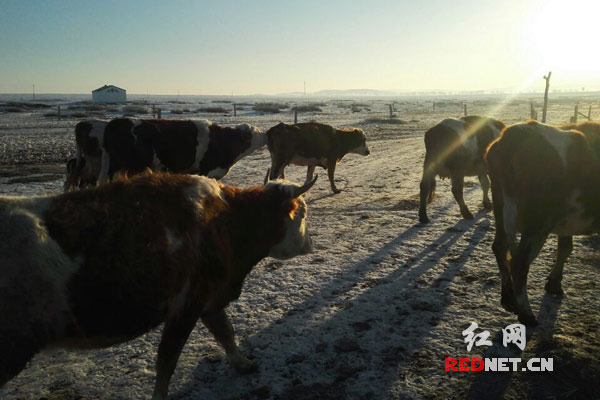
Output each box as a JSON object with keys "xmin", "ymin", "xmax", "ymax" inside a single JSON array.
[{"xmin": 92, "ymin": 85, "xmax": 126, "ymax": 103}]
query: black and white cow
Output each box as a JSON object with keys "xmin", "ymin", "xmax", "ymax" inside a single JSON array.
[
  {"xmin": 100, "ymin": 119, "xmax": 265, "ymax": 183},
  {"xmin": 64, "ymin": 119, "xmax": 107, "ymax": 191}
]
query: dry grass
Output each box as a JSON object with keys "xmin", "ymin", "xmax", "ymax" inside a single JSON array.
[
  {"xmin": 362, "ymin": 117, "xmax": 407, "ymax": 125},
  {"xmin": 253, "ymin": 102, "xmax": 289, "ymax": 113},
  {"xmin": 197, "ymin": 106, "xmax": 229, "ymax": 113},
  {"xmin": 293, "ymin": 104, "xmax": 323, "ymax": 112},
  {"xmin": 6, "ymin": 107, "xmax": 26, "ymax": 113},
  {"xmin": 122, "ymin": 105, "xmax": 150, "ymax": 114}
]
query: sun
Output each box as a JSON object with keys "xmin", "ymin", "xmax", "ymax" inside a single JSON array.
[{"xmin": 529, "ymin": 0, "xmax": 600, "ymax": 76}]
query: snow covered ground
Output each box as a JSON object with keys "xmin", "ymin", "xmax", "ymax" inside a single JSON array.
[{"xmin": 1, "ymin": 94, "xmax": 598, "ymax": 399}]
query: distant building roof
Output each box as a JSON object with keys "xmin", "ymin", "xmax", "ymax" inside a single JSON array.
[{"xmin": 92, "ymin": 85, "xmax": 125, "ymax": 93}]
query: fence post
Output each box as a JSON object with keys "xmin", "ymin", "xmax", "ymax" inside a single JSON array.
[
  {"xmin": 588, "ymin": 105, "xmax": 592, "ymax": 120},
  {"xmin": 542, "ymin": 71, "xmax": 551, "ymax": 123},
  {"xmin": 389, "ymin": 104, "xmax": 393, "ymax": 119},
  {"xmin": 573, "ymin": 103, "xmax": 578, "ymax": 123},
  {"xmin": 57, "ymin": 106, "xmax": 61, "ymax": 121},
  {"xmin": 233, "ymin": 104, "xmax": 237, "ymax": 117},
  {"xmin": 463, "ymin": 103, "xmax": 467, "ymax": 116},
  {"xmin": 294, "ymin": 109, "xmax": 298, "ymax": 124},
  {"xmin": 152, "ymin": 105, "xmax": 156, "ymax": 118},
  {"xmin": 157, "ymin": 109, "xmax": 162, "ymax": 119},
  {"xmin": 530, "ymin": 103, "xmax": 536, "ymax": 120}
]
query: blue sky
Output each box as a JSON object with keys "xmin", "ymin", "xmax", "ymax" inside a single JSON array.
[{"xmin": 1, "ymin": 0, "xmax": 598, "ymax": 94}]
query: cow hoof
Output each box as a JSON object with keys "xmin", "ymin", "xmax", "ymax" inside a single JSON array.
[
  {"xmin": 419, "ymin": 216, "xmax": 430, "ymax": 224},
  {"xmin": 501, "ymin": 297, "xmax": 516, "ymax": 313},
  {"xmin": 544, "ymin": 280, "xmax": 564, "ymax": 295},
  {"xmin": 229, "ymin": 353, "xmax": 258, "ymax": 374},
  {"xmin": 483, "ymin": 200, "xmax": 492, "ymax": 211},
  {"xmin": 332, "ymin": 189, "xmax": 342, "ymax": 194},
  {"xmin": 518, "ymin": 314, "xmax": 538, "ymax": 327},
  {"xmin": 462, "ymin": 211, "xmax": 474, "ymax": 220}
]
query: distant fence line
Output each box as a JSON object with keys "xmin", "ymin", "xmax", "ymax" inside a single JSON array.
[{"xmin": 46, "ymin": 98, "xmax": 596, "ymax": 125}]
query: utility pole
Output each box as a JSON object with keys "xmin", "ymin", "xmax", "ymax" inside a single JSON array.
[
  {"xmin": 32, "ymin": 84, "xmax": 35, "ymax": 100},
  {"xmin": 542, "ymin": 71, "xmax": 552, "ymax": 123}
]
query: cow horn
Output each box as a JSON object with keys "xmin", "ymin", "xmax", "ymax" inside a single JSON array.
[
  {"xmin": 264, "ymin": 168, "xmax": 271, "ymax": 185},
  {"xmin": 293, "ymin": 175, "xmax": 318, "ymax": 197}
]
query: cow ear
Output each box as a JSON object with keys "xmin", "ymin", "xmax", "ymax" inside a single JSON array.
[{"xmin": 282, "ymin": 198, "xmax": 299, "ymax": 219}]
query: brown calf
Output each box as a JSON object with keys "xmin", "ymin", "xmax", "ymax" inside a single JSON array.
[
  {"xmin": 266, "ymin": 121, "xmax": 370, "ymax": 194},
  {"xmin": 486, "ymin": 121, "xmax": 600, "ymax": 325},
  {"xmin": 419, "ymin": 115, "xmax": 505, "ymax": 222},
  {"xmin": 0, "ymin": 171, "xmax": 316, "ymax": 399}
]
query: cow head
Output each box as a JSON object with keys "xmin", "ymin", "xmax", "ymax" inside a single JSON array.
[
  {"xmin": 236, "ymin": 123, "xmax": 266, "ymax": 151},
  {"xmin": 265, "ymin": 176, "xmax": 317, "ymax": 259},
  {"xmin": 348, "ymin": 128, "xmax": 370, "ymax": 156}
]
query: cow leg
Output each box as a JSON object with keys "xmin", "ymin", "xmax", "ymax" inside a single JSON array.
[
  {"xmin": 64, "ymin": 162, "xmax": 77, "ymax": 193},
  {"xmin": 419, "ymin": 166, "xmax": 436, "ymax": 223},
  {"xmin": 478, "ymin": 173, "xmax": 492, "ymax": 211},
  {"xmin": 491, "ymin": 199, "xmax": 515, "ymax": 311},
  {"xmin": 269, "ymin": 157, "xmax": 287, "ymax": 181},
  {"xmin": 201, "ymin": 309, "xmax": 257, "ymax": 374},
  {"xmin": 493, "ymin": 233, "xmax": 516, "ymax": 313},
  {"xmin": 0, "ymin": 332, "xmax": 39, "ymax": 388},
  {"xmin": 451, "ymin": 174, "xmax": 473, "ymax": 219},
  {"xmin": 327, "ymin": 160, "xmax": 341, "ymax": 194},
  {"xmin": 97, "ymin": 149, "xmax": 110, "ymax": 184},
  {"xmin": 305, "ymin": 165, "xmax": 316, "ymax": 184},
  {"xmin": 152, "ymin": 310, "xmax": 200, "ymax": 400},
  {"xmin": 64, "ymin": 150, "xmax": 83, "ymax": 192},
  {"xmin": 545, "ymin": 235, "xmax": 572, "ymax": 295},
  {"xmin": 511, "ymin": 229, "xmax": 551, "ymax": 325},
  {"xmin": 490, "ymin": 173, "xmax": 517, "ymax": 311}
]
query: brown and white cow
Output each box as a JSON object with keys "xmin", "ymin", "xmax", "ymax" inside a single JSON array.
[
  {"xmin": 419, "ymin": 115, "xmax": 505, "ymax": 223},
  {"xmin": 266, "ymin": 121, "xmax": 370, "ymax": 194},
  {"xmin": 560, "ymin": 120, "xmax": 600, "ymax": 155},
  {"xmin": 0, "ymin": 171, "xmax": 316, "ymax": 399},
  {"xmin": 486, "ymin": 120, "xmax": 600, "ymax": 325},
  {"xmin": 100, "ymin": 118, "xmax": 265, "ymax": 183},
  {"xmin": 64, "ymin": 119, "xmax": 107, "ymax": 191}
]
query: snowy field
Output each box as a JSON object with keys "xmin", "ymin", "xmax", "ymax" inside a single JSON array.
[{"xmin": 0, "ymin": 94, "xmax": 599, "ymax": 399}]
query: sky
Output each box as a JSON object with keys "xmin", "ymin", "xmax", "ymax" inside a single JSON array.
[{"xmin": 1, "ymin": 0, "xmax": 599, "ymax": 95}]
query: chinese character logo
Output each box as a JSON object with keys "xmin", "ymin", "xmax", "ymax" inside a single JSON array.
[
  {"xmin": 502, "ymin": 323, "xmax": 526, "ymax": 351},
  {"xmin": 462, "ymin": 322, "xmax": 492, "ymax": 352}
]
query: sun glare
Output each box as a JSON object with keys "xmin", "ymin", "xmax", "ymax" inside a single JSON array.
[{"xmin": 530, "ymin": 0, "xmax": 600, "ymax": 75}]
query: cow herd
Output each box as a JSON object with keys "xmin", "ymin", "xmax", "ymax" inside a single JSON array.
[
  {"xmin": 63, "ymin": 118, "xmax": 370, "ymax": 194},
  {"xmin": 1, "ymin": 116, "xmax": 599, "ymax": 399},
  {"xmin": 422, "ymin": 118, "xmax": 600, "ymax": 326}
]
